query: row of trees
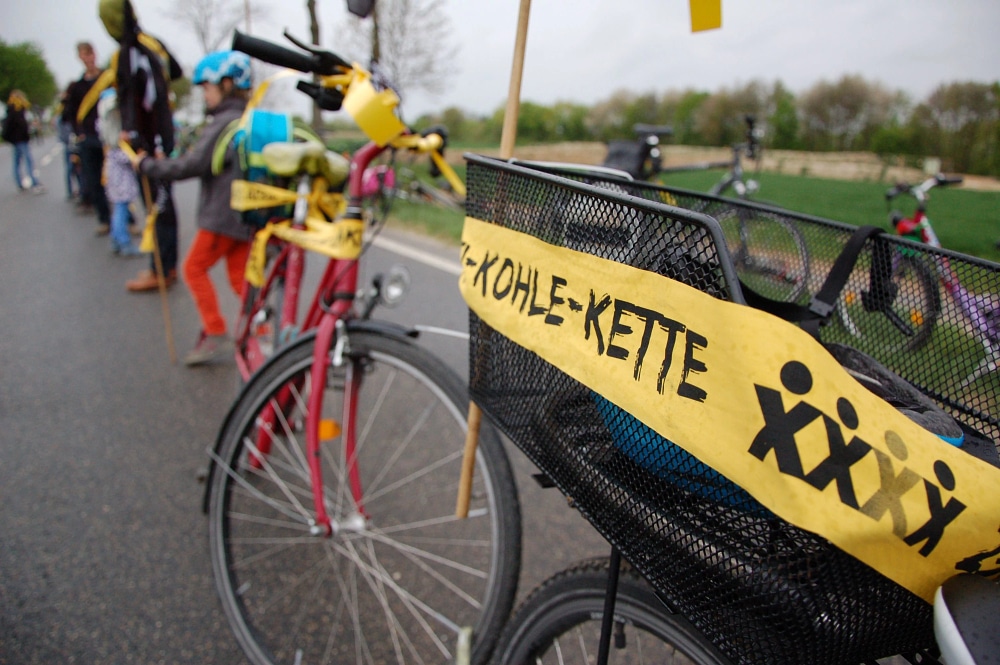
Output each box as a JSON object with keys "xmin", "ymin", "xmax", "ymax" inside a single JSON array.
[
  {"xmin": 412, "ymin": 77, "xmax": 1000, "ymax": 177},
  {"xmin": 3, "ymin": 0, "xmax": 997, "ymax": 179},
  {"xmin": 0, "ymin": 39, "xmax": 58, "ymax": 110}
]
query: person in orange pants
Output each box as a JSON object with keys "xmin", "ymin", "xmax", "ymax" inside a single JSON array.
[
  {"xmin": 131, "ymin": 51, "xmax": 254, "ymax": 365},
  {"xmin": 184, "ymin": 232, "xmax": 251, "ymax": 354}
]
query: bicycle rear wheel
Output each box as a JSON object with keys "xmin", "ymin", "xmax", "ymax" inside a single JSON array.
[
  {"xmin": 208, "ymin": 328, "xmax": 521, "ymax": 665},
  {"xmin": 719, "ymin": 209, "xmax": 810, "ymax": 302},
  {"xmin": 492, "ymin": 558, "xmax": 731, "ymax": 665}
]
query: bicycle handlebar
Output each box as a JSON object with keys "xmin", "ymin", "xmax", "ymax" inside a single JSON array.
[
  {"xmin": 633, "ymin": 124, "xmax": 673, "ymax": 139},
  {"xmin": 885, "ymin": 174, "xmax": 964, "ymax": 202},
  {"xmin": 232, "ymin": 30, "xmax": 350, "ymax": 76}
]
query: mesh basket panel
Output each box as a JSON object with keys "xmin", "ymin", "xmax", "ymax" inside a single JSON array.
[{"xmin": 462, "ymin": 156, "xmax": 985, "ymax": 665}]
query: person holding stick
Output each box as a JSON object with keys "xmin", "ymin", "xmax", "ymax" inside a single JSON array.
[
  {"xmin": 96, "ymin": 0, "xmax": 184, "ymax": 292},
  {"xmin": 128, "ymin": 51, "xmax": 255, "ymax": 365}
]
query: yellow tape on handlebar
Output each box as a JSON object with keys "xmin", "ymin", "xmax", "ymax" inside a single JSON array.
[
  {"xmin": 431, "ymin": 151, "xmax": 466, "ymax": 199},
  {"xmin": 342, "ymin": 66, "xmax": 406, "ymax": 147},
  {"xmin": 245, "ymin": 217, "xmax": 364, "ymax": 287},
  {"xmin": 459, "ymin": 216, "xmax": 1000, "ymax": 603}
]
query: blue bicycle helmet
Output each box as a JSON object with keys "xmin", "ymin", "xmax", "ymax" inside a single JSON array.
[{"xmin": 192, "ymin": 50, "xmax": 252, "ymax": 89}]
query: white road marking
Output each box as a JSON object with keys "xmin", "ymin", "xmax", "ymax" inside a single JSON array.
[{"xmin": 372, "ymin": 235, "xmax": 462, "ymax": 275}]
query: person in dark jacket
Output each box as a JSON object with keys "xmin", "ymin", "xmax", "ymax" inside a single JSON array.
[
  {"xmin": 65, "ymin": 42, "xmax": 109, "ymax": 225},
  {"xmin": 97, "ymin": 0, "xmax": 184, "ymax": 291},
  {"xmin": 131, "ymin": 51, "xmax": 254, "ymax": 366},
  {"xmin": 2, "ymin": 90, "xmax": 44, "ymax": 193}
]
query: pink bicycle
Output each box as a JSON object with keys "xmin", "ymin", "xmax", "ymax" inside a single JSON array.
[
  {"xmin": 839, "ymin": 175, "xmax": 1000, "ymax": 388},
  {"xmin": 203, "ymin": 31, "xmax": 521, "ymax": 665}
]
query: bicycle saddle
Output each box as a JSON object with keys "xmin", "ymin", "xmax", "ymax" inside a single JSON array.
[
  {"xmin": 934, "ymin": 574, "xmax": 1000, "ymax": 665},
  {"xmin": 261, "ymin": 141, "xmax": 349, "ymax": 186}
]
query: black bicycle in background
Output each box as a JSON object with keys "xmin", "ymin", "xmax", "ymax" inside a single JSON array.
[{"xmin": 602, "ymin": 115, "xmax": 812, "ymax": 304}]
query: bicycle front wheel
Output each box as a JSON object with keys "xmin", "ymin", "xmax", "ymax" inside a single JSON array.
[
  {"xmin": 493, "ymin": 558, "xmax": 731, "ymax": 665},
  {"xmin": 208, "ymin": 328, "xmax": 521, "ymax": 665},
  {"xmin": 720, "ymin": 209, "xmax": 810, "ymax": 303}
]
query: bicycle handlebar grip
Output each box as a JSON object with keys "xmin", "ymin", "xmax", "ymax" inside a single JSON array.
[{"xmin": 232, "ymin": 30, "xmax": 319, "ymax": 73}]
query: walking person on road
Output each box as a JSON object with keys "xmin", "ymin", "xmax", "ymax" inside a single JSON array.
[
  {"xmin": 56, "ymin": 89, "xmax": 82, "ymax": 201},
  {"xmin": 129, "ymin": 51, "xmax": 254, "ymax": 365},
  {"xmin": 65, "ymin": 41, "xmax": 111, "ymax": 232},
  {"xmin": 2, "ymin": 90, "xmax": 44, "ymax": 194}
]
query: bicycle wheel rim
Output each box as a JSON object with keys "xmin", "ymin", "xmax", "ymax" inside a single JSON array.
[
  {"xmin": 837, "ymin": 254, "xmax": 940, "ymax": 354},
  {"xmin": 209, "ymin": 331, "xmax": 520, "ymax": 665},
  {"xmin": 720, "ymin": 211, "xmax": 810, "ymax": 303}
]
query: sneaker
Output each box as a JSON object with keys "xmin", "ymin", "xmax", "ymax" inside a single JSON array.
[
  {"xmin": 184, "ymin": 332, "xmax": 228, "ymax": 366},
  {"xmin": 126, "ymin": 269, "xmax": 177, "ymax": 292},
  {"xmin": 95, "ymin": 223, "xmax": 110, "ymax": 237},
  {"xmin": 30, "ymin": 184, "xmax": 45, "ymax": 195},
  {"xmin": 117, "ymin": 244, "xmax": 144, "ymax": 257}
]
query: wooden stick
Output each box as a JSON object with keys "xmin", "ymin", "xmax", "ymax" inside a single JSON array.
[
  {"xmin": 140, "ymin": 174, "xmax": 177, "ymax": 364},
  {"xmin": 456, "ymin": 0, "xmax": 531, "ymax": 519}
]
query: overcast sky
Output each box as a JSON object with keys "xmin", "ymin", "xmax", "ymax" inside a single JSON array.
[{"xmin": 2, "ymin": 0, "xmax": 998, "ymax": 119}]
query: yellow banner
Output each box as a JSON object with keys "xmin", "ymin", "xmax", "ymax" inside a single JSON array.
[
  {"xmin": 460, "ymin": 216, "xmax": 1000, "ymax": 602},
  {"xmin": 245, "ymin": 217, "xmax": 365, "ymax": 286},
  {"xmin": 231, "ymin": 180, "xmax": 300, "ymax": 212}
]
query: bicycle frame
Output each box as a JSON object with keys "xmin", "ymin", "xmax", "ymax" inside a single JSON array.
[{"xmin": 227, "ymin": 47, "xmax": 464, "ymax": 533}]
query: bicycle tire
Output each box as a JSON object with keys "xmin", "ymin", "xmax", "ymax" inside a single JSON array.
[
  {"xmin": 837, "ymin": 253, "xmax": 941, "ymax": 353},
  {"xmin": 208, "ymin": 328, "xmax": 522, "ymax": 665},
  {"xmin": 492, "ymin": 558, "xmax": 731, "ymax": 665},
  {"xmin": 236, "ymin": 247, "xmax": 288, "ymax": 379},
  {"xmin": 719, "ymin": 208, "xmax": 811, "ymax": 303}
]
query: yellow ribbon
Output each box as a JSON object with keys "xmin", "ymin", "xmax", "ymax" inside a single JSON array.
[{"xmin": 460, "ymin": 216, "xmax": 1000, "ymax": 602}]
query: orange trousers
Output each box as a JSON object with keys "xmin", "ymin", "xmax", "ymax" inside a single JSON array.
[{"xmin": 183, "ymin": 229, "xmax": 251, "ymax": 336}]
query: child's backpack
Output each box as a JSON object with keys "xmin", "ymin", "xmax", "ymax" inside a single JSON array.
[{"xmin": 212, "ymin": 108, "xmax": 321, "ymax": 228}]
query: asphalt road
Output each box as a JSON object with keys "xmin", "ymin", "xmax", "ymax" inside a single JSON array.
[{"xmin": 0, "ymin": 138, "xmax": 606, "ymax": 664}]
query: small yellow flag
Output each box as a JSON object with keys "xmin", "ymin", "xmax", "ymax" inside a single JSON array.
[
  {"xmin": 138, "ymin": 211, "xmax": 157, "ymax": 253},
  {"xmin": 690, "ymin": 0, "xmax": 722, "ymax": 32}
]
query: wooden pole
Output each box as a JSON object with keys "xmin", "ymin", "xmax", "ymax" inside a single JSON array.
[
  {"xmin": 499, "ymin": 0, "xmax": 531, "ymax": 160},
  {"xmin": 456, "ymin": 0, "xmax": 531, "ymax": 519},
  {"xmin": 140, "ymin": 175, "xmax": 177, "ymax": 365}
]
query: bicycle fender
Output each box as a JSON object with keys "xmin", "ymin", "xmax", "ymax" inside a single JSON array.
[{"xmin": 345, "ymin": 318, "xmax": 419, "ymax": 341}]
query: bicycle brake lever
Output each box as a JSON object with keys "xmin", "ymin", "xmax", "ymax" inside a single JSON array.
[
  {"xmin": 296, "ymin": 81, "xmax": 345, "ymax": 111},
  {"xmin": 283, "ymin": 30, "xmax": 351, "ymax": 73}
]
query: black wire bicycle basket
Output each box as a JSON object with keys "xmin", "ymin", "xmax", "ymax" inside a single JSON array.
[{"xmin": 464, "ymin": 155, "xmax": 1000, "ymax": 665}]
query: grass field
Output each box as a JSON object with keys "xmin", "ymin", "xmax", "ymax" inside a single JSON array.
[
  {"xmin": 660, "ymin": 169, "xmax": 1000, "ymax": 262},
  {"xmin": 385, "ymin": 161, "xmax": 1000, "ymax": 264}
]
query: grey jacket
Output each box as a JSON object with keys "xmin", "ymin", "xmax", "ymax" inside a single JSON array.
[{"xmin": 139, "ymin": 96, "xmax": 252, "ymax": 241}]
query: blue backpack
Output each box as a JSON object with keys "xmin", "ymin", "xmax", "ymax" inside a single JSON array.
[{"xmin": 213, "ymin": 108, "xmax": 320, "ymax": 228}]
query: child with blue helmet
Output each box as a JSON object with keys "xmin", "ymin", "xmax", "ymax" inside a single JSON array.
[{"xmin": 130, "ymin": 50, "xmax": 255, "ymax": 365}]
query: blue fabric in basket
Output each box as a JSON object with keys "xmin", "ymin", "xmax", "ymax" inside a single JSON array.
[{"xmin": 593, "ymin": 394, "xmax": 771, "ymax": 518}]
